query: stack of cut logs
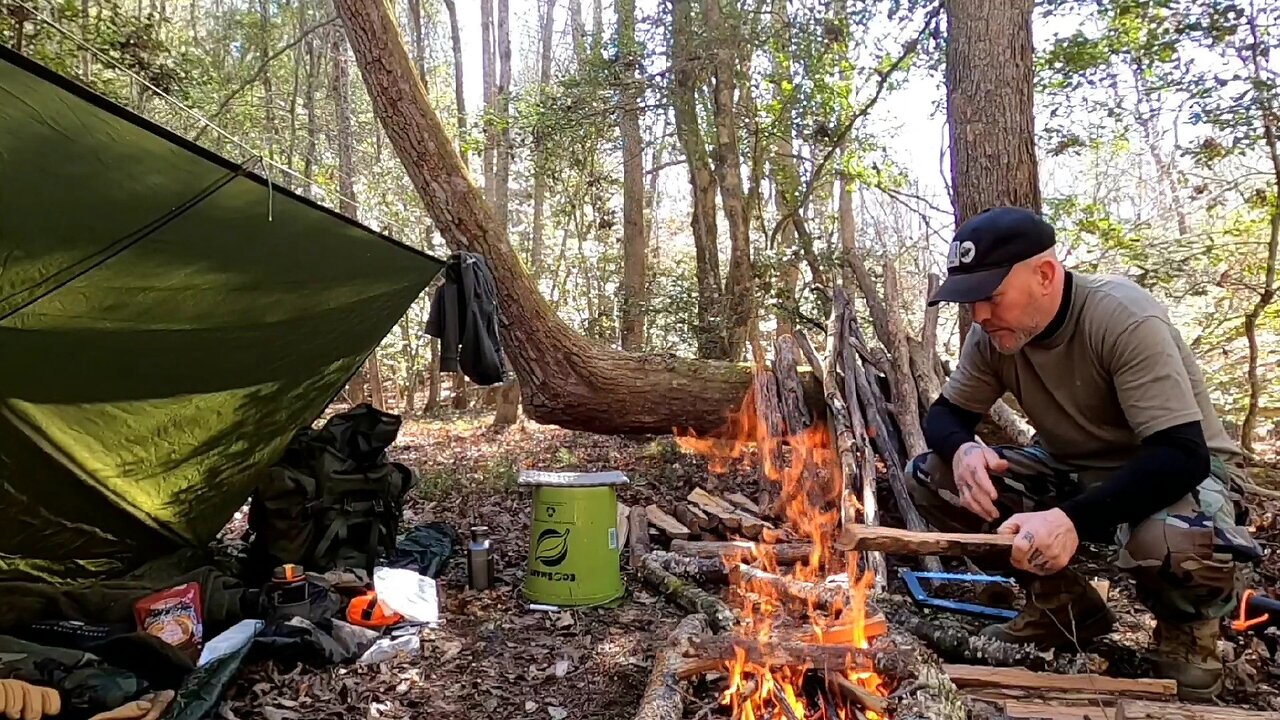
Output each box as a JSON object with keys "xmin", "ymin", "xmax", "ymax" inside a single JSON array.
[{"xmin": 624, "ymin": 288, "xmax": 1280, "ymax": 720}]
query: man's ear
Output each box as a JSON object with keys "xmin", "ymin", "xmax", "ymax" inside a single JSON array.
[{"xmin": 1034, "ymin": 256, "xmax": 1058, "ymax": 291}]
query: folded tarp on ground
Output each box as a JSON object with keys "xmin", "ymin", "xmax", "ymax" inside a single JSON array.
[{"xmin": 0, "ymin": 45, "xmax": 445, "ymax": 583}]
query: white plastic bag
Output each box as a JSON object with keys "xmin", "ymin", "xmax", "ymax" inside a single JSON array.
[
  {"xmin": 372, "ymin": 567, "xmax": 440, "ymax": 624},
  {"xmin": 197, "ymin": 619, "xmax": 264, "ymax": 666}
]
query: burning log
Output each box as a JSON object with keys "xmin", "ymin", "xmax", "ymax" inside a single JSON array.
[
  {"xmin": 668, "ymin": 539, "xmax": 814, "ymax": 565},
  {"xmin": 637, "ymin": 552, "xmax": 736, "ymax": 632},
  {"xmin": 730, "ymin": 563, "xmax": 844, "ymax": 611},
  {"xmin": 752, "ymin": 365, "xmax": 787, "ymax": 473},
  {"xmin": 633, "ymin": 613, "xmax": 710, "ymax": 720},
  {"xmin": 687, "ymin": 636, "xmax": 893, "ymax": 672},
  {"xmin": 826, "ymin": 671, "xmax": 889, "ymax": 716},
  {"xmin": 835, "ymin": 525, "xmax": 1015, "ymax": 556},
  {"xmin": 644, "ymin": 549, "xmax": 728, "ymax": 584}
]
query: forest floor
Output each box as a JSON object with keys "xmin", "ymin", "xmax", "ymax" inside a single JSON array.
[{"xmin": 216, "ymin": 410, "xmax": 1280, "ymax": 720}]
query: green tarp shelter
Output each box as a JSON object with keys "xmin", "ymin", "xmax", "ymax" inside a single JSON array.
[{"xmin": 0, "ymin": 46, "xmax": 445, "ymax": 583}]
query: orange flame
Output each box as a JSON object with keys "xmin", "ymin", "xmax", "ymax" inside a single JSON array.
[{"xmin": 675, "ymin": 361, "xmax": 890, "ymax": 719}]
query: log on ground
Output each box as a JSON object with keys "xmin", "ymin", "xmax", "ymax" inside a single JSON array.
[
  {"xmin": 669, "ymin": 539, "xmax": 814, "ymax": 564},
  {"xmin": 942, "ymin": 665, "xmax": 1176, "ymax": 699},
  {"xmin": 730, "ymin": 563, "xmax": 844, "ymax": 610},
  {"xmin": 1115, "ymin": 700, "xmax": 1280, "ymax": 719},
  {"xmin": 876, "ymin": 594, "xmax": 1064, "ymax": 669},
  {"xmin": 835, "ymin": 525, "xmax": 1015, "ymax": 556},
  {"xmin": 645, "ymin": 549, "xmax": 728, "ymax": 584},
  {"xmin": 687, "ymin": 636, "xmax": 901, "ymax": 673},
  {"xmin": 637, "ymin": 552, "xmax": 736, "ymax": 632},
  {"xmin": 633, "ymin": 613, "xmax": 711, "ymax": 720}
]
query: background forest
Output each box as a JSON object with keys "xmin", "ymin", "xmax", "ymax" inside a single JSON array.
[{"xmin": 3, "ymin": 0, "xmax": 1278, "ymax": 452}]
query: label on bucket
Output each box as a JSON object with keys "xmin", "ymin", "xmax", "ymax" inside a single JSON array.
[
  {"xmin": 536, "ymin": 501, "xmax": 574, "ymax": 524},
  {"xmin": 608, "ymin": 528, "xmax": 618, "ymax": 549}
]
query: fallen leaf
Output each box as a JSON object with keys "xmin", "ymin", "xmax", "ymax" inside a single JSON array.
[
  {"xmin": 554, "ymin": 659, "xmax": 570, "ymax": 678},
  {"xmin": 262, "ymin": 709, "xmax": 299, "ymax": 720},
  {"xmin": 525, "ymin": 700, "xmax": 539, "ymax": 712},
  {"xmin": 554, "ymin": 612, "xmax": 575, "ymax": 628},
  {"xmin": 548, "ymin": 707, "xmax": 568, "ymax": 720}
]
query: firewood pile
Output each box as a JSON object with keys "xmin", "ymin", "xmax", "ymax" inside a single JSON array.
[{"xmin": 622, "ymin": 289, "xmax": 1280, "ymax": 720}]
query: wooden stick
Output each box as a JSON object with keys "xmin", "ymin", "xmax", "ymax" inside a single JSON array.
[
  {"xmin": 824, "ymin": 294, "xmax": 886, "ymax": 589},
  {"xmin": 668, "ymin": 539, "xmax": 814, "ymax": 565},
  {"xmin": 942, "ymin": 665, "xmax": 1176, "ymax": 699},
  {"xmin": 753, "ymin": 366, "xmax": 787, "ymax": 472},
  {"xmin": 793, "ymin": 329, "xmax": 825, "ymax": 383},
  {"xmin": 645, "ymin": 549, "xmax": 728, "ymax": 584},
  {"xmin": 876, "ymin": 593, "xmax": 1061, "ymax": 669},
  {"xmin": 773, "ymin": 334, "xmax": 813, "ymax": 435},
  {"xmin": 881, "ymin": 259, "xmax": 927, "ymax": 459},
  {"xmin": 1115, "ymin": 700, "xmax": 1280, "ymax": 719},
  {"xmin": 826, "ymin": 671, "xmax": 889, "ymax": 716},
  {"xmin": 637, "ymin": 553, "xmax": 736, "ymax": 632},
  {"xmin": 633, "ymin": 614, "xmax": 710, "ymax": 720},
  {"xmin": 835, "ymin": 525, "xmax": 1014, "ymax": 556},
  {"xmin": 1001, "ymin": 700, "xmax": 1115, "ymax": 720},
  {"xmin": 834, "ymin": 290, "xmax": 887, "ymax": 589}
]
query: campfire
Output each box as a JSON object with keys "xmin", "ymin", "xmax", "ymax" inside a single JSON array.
[{"xmin": 675, "ymin": 350, "xmax": 891, "ymax": 720}]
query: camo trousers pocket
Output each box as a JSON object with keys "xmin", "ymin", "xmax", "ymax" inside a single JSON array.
[{"xmin": 1116, "ymin": 483, "xmax": 1242, "ymax": 623}]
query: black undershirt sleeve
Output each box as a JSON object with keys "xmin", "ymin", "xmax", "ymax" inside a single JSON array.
[
  {"xmin": 1058, "ymin": 420, "xmax": 1210, "ymax": 538},
  {"xmin": 924, "ymin": 395, "xmax": 984, "ymax": 464}
]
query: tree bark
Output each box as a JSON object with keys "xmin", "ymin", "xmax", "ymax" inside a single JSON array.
[
  {"xmin": 530, "ymin": 0, "xmax": 557, "ymax": 279},
  {"xmin": 632, "ymin": 614, "xmax": 710, "ymax": 720},
  {"xmin": 617, "ymin": 0, "xmax": 647, "ymax": 351},
  {"xmin": 945, "ymin": 0, "xmax": 1041, "ymax": 346},
  {"xmin": 481, "ymin": 0, "xmax": 496, "ymax": 201},
  {"xmin": 494, "ymin": 0, "xmax": 511, "ymax": 228},
  {"xmin": 442, "ymin": 0, "xmax": 467, "ymax": 161},
  {"xmin": 671, "ymin": 0, "xmax": 726, "ymax": 360},
  {"xmin": 703, "ymin": 0, "xmax": 754, "ymax": 361},
  {"xmin": 638, "ymin": 554, "xmax": 736, "ymax": 632},
  {"xmin": 333, "ymin": 0, "xmax": 770, "ymax": 435},
  {"xmin": 669, "ymin": 539, "xmax": 813, "ymax": 564}
]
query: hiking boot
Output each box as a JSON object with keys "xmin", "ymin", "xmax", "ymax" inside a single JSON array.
[
  {"xmin": 979, "ymin": 569, "xmax": 1114, "ymax": 650},
  {"xmin": 1150, "ymin": 619, "xmax": 1222, "ymax": 702}
]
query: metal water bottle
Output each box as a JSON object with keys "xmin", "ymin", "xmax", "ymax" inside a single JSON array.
[{"xmin": 468, "ymin": 525, "xmax": 495, "ymax": 590}]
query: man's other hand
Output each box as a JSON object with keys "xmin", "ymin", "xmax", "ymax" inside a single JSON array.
[
  {"xmin": 1000, "ymin": 508, "xmax": 1079, "ymax": 575},
  {"xmin": 951, "ymin": 441, "xmax": 1007, "ymax": 521}
]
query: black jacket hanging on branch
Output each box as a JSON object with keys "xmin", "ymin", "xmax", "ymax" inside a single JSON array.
[{"xmin": 425, "ymin": 252, "xmax": 507, "ymax": 386}]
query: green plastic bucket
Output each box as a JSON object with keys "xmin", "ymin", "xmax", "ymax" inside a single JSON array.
[{"xmin": 519, "ymin": 470, "xmax": 629, "ymax": 607}]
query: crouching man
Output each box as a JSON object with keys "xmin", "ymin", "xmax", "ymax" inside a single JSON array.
[{"xmin": 909, "ymin": 206, "xmax": 1261, "ymax": 701}]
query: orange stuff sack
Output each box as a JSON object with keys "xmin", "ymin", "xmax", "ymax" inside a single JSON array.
[
  {"xmin": 134, "ymin": 582, "xmax": 204, "ymax": 661},
  {"xmin": 346, "ymin": 591, "xmax": 402, "ymax": 629}
]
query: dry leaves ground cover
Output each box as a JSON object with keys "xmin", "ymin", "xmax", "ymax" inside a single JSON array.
[{"xmin": 218, "ymin": 411, "xmax": 1280, "ymax": 719}]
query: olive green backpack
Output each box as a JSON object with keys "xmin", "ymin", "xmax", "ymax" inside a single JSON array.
[{"xmin": 247, "ymin": 404, "xmax": 415, "ymax": 582}]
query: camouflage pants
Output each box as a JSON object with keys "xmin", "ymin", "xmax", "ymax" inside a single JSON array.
[{"xmin": 906, "ymin": 445, "xmax": 1262, "ymax": 623}]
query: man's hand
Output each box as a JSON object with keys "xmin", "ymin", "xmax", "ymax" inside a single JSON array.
[
  {"xmin": 999, "ymin": 508, "xmax": 1079, "ymax": 576},
  {"xmin": 951, "ymin": 441, "xmax": 1007, "ymax": 521}
]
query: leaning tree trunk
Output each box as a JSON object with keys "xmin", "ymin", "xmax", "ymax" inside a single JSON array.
[
  {"xmin": 944, "ymin": 0, "xmax": 1040, "ymax": 346},
  {"xmin": 333, "ymin": 0, "xmax": 768, "ymax": 435},
  {"xmin": 491, "ymin": 0, "xmax": 521, "ymax": 427}
]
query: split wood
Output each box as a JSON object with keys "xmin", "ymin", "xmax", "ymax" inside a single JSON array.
[
  {"xmin": 632, "ymin": 613, "xmax": 709, "ymax": 720},
  {"xmin": 835, "ymin": 525, "xmax": 1015, "ymax": 556},
  {"xmin": 1115, "ymin": 700, "xmax": 1280, "ymax": 719},
  {"xmin": 645, "ymin": 504, "xmax": 691, "ymax": 540},
  {"xmin": 942, "ymin": 665, "xmax": 1175, "ymax": 699},
  {"xmin": 668, "ymin": 539, "xmax": 813, "ymax": 565},
  {"xmin": 637, "ymin": 552, "xmax": 736, "ymax": 632}
]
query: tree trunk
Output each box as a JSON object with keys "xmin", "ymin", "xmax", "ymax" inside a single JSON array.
[
  {"xmin": 617, "ymin": 0, "xmax": 647, "ymax": 351},
  {"xmin": 568, "ymin": 0, "xmax": 586, "ymax": 60},
  {"xmin": 944, "ymin": 0, "xmax": 1040, "ymax": 346},
  {"xmin": 530, "ymin": 0, "xmax": 557, "ymax": 279},
  {"xmin": 481, "ymin": 0, "xmax": 496, "ymax": 201},
  {"xmin": 302, "ymin": 18, "xmax": 321, "ymax": 197},
  {"xmin": 769, "ymin": 0, "xmax": 800, "ymax": 337},
  {"xmin": 332, "ymin": 29, "xmax": 377, "ymax": 405},
  {"xmin": 332, "ymin": 0, "xmax": 771, "ymax": 435},
  {"xmin": 670, "ymin": 0, "xmax": 726, "ymax": 360},
  {"xmin": 259, "ymin": 0, "xmax": 277, "ymax": 164},
  {"xmin": 491, "ymin": 0, "xmax": 521, "ymax": 427},
  {"xmin": 442, "ymin": 0, "xmax": 467, "ymax": 161},
  {"xmin": 703, "ymin": 0, "xmax": 753, "ymax": 361},
  {"xmin": 408, "ymin": 0, "xmax": 426, "ymax": 80}
]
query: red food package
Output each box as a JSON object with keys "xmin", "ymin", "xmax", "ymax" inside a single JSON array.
[{"xmin": 134, "ymin": 582, "xmax": 204, "ymax": 661}]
